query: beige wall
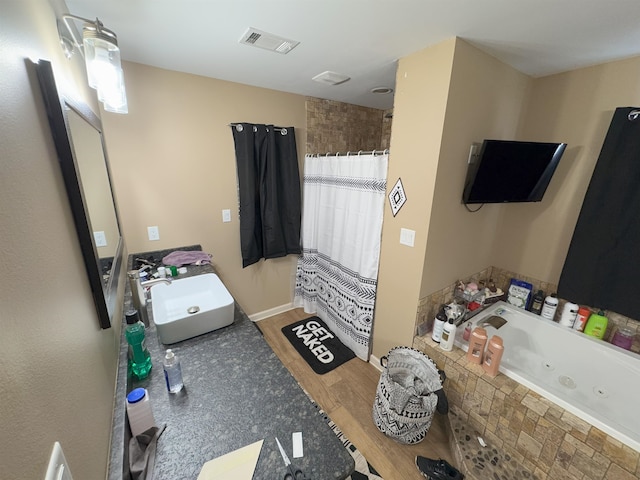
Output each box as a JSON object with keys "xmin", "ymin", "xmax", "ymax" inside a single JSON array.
[
  {"xmin": 101, "ymin": 62, "xmax": 307, "ymax": 315},
  {"xmin": 420, "ymin": 39, "xmax": 532, "ymax": 296},
  {"xmin": 1, "ymin": 0, "xmax": 122, "ymax": 478},
  {"xmin": 372, "ymin": 39, "xmax": 456, "ymax": 359},
  {"xmin": 493, "ymin": 56, "xmax": 640, "ymax": 285},
  {"xmin": 375, "ymin": 39, "xmax": 640, "ymax": 358}
]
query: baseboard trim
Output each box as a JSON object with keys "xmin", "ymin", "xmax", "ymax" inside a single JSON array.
[
  {"xmin": 368, "ymin": 354, "xmax": 384, "ymax": 372},
  {"xmin": 249, "ymin": 302, "xmax": 294, "ymax": 322}
]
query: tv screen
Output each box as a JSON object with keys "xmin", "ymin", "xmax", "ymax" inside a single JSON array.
[{"xmin": 462, "ymin": 140, "xmax": 567, "ymax": 204}]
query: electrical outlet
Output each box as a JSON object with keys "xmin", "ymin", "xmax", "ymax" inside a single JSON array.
[
  {"xmin": 93, "ymin": 231, "xmax": 107, "ymax": 247},
  {"xmin": 147, "ymin": 226, "xmax": 160, "ymax": 241},
  {"xmin": 222, "ymin": 209, "xmax": 231, "ymax": 223}
]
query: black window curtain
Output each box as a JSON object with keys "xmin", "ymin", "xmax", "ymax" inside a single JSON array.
[
  {"xmin": 558, "ymin": 107, "xmax": 640, "ymax": 320},
  {"xmin": 231, "ymin": 123, "xmax": 301, "ymax": 268}
]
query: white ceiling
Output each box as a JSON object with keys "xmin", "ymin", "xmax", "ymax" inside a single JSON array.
[{"xmin": 65, "ymin": 0, "xmax": 640, "ymax": 110}]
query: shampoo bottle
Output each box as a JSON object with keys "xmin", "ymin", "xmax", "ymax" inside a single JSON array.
[
  {"xmin": 125, "ymin": 310, "xmax": 152, "ymax": 380},
  {"xmin": 467, "ymin": 327, "xmax": 487, "ymax": 364},
  {"xmin": 529, "ymin": 290, "xmax": 545, "ymax": 315},
  {"xmin": 540, "ymin": 293, "xmax": 559, "ymax": 321},
  {"xmin": 559, "ymin": 301, "xmax": 579, "ymax": 328},
  {"xmin": 584, "ymin": 310, "xmax": 608, "ymax": 339},
  {"xmin": 573, "ymin": 307, "xmax": 591, "ymax": 332},
  {"xmin": 482, "ymin": 336, "xmax": 504, "ymax": 377},
  {"xmin": 440, "ymin": 318, "xmax": 457, "ymax": 352},
  {"xmin": 431, "ymin": 307, "xmax": 447, "ymax": 343}
]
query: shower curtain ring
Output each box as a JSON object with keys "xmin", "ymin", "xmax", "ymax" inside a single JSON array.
[
  {"xmin": 280, "ymin": 128, "xmax": 287, "ymax": 135},
  {"xmin": 358, "ymin": 150, "xmax": 362, "ymax": 156},
  {"xmin": 235, "ymin": 124, "xmax": 244, "ymax": 132}
]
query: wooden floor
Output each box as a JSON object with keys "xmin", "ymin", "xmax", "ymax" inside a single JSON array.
[{"xmin": 257, "ymin": 308, "xmax": 454, "ymax": 480}]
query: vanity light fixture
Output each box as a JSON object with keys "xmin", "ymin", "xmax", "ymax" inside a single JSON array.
[{"xmin": 61, "ymin": 14, "xmax": 128, "ymax": 114}]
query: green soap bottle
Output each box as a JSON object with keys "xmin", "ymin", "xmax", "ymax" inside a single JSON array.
[
  {"xmin": 125, "ymin": 309, "xmax": 152, "ymax": 380},
  {"xmin": 584, "ymin": 310, "xmax": 608, "ymax": 340}
]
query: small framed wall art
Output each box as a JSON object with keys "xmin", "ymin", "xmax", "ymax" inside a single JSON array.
[{"xmin": 388, "ymin": 177, "xmax": 406, "ymax": 217}]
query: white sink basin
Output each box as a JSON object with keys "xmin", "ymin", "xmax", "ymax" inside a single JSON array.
[{"xmin": 150, "ymin": 273, "xmax": 234, "ymax": 344}]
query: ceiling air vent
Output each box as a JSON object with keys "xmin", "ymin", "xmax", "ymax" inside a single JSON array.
[
  {"xmin": 312, "ymin": 71, "xmax": 351, "ymax": 86},
  {"xmin": 239, "ymin": 28, "xmax": 300, "ymax": 54}
]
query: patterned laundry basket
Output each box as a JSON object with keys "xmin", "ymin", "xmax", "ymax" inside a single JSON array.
[{"xmin": 372, "ymin": 346, "xmax": 443, "ymax": 444}]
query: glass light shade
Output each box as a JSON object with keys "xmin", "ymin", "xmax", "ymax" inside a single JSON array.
[
  {"xmin": 83, "ymin": 34, "xmax": 122, "ymax": 90},
  {"xmin": 101, "ymin": 68, "xmax": 128, "ymax": 114},
  {"xmin": 82, "ymin": 24, "xmax": 128, "ymax": 114}
]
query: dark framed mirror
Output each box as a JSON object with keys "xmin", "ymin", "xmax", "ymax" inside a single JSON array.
[{"xmin": 35, "ymin": 59, "xmax": 123, "ymax": 329}]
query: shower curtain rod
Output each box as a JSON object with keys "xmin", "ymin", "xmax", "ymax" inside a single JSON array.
[
  {"xmin": 307, "ymin": 149, "xmax": 389, "ymax": 158},
  {"xmin": 228, "ymin": 123, "xmax": 288, "ymax": 134}
]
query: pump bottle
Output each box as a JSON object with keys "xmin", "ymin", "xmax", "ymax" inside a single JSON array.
[
  {"xmin": 431, "ymin": 307, "xmax": 447, "ymax": 343},
  {"xmin": 439, "ymin": 318, "xmax": 457, "ymax": 352},
  {"xmin": 163, "ymin": 349, "xmax": 184, "ymax": 393}
]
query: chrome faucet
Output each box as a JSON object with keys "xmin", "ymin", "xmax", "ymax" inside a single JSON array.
[{"xmin": 127, "ymin": 269, "xmax": 172, "ymax": 325}]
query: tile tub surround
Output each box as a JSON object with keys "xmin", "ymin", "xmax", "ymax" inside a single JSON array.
[
  {"xmin": 412, "ymin": 336, "xmax": 640, "ymax": 480},
  {"xmin": 108, "ymin": 247, "xmax": 354, "ymax": 480},
  {"xmin": 415, "ymin": 266, "xmax": 640, "ymax": 354}
]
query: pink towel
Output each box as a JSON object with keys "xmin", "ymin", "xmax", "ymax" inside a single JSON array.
[{"xmin": 162, "ymin": 251, "xmax": 212, "ymax": 267}]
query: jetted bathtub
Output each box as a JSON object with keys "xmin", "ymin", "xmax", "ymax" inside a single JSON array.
[{"xmin": 455, "ymin": 301, "xmax": 640, "ymax": 452}]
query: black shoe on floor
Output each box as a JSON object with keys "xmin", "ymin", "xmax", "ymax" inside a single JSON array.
[{"xmin": 415, "ymin": 456, "xmax": 464, "ymax": 480}]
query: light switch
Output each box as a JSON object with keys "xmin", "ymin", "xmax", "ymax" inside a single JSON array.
[
  {"xmin": 93, "ymin": 231, "xmax": 107, "ymax": 247},
  {"xmin": 400, "ymin": 228, "xmax": 415, "ymax": 247},
  {"xmin": 222, "ymin": 209, "xmax": 231, "ymax": 223}
]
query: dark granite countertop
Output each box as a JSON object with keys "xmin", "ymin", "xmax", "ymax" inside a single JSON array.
[{"xmin": 108, "ymin": 246, "xmax": 355, "ymax": 480}]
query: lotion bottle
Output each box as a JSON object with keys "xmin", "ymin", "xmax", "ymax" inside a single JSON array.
[
  {"xmin": 482, "ymin": 336, "xmax": 504, "ymax": 377},
  {"xmin": 540, "ymin": 293, "xmax": 559, "ymax": 321},
  {"xmin": 440, "ymin": 318, "xmax": 457, "ymax": 352},
  {"xmin": 559, "ymin": 301, "xmax": 579, "ymax": 328},
  {"xmin": 467, "ymin": 327, "xmax": 487, "ymax": 364},
  {"xmin": 431, "ymin": 307, "xmax": 447, "ymax": 343}
]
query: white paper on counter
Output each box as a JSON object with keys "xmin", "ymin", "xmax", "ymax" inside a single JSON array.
[{"xmin": 197, "ymin": 439, "xmax": 264, "ymax": 480}]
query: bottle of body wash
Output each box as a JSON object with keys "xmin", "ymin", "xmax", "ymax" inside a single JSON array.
[
  {"xmin": 584, "ymin": 310, "xmax": 608, "ymax": 339},
  {"xmin": 467, "ymin": 327, "xmax": 487, "ymax": 364},
  {"xmin": 482, "ymin": 336, "xmax": 504, "ymax": 377}
]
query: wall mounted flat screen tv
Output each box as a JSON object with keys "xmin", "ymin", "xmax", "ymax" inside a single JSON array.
[{"xmin": 462, "ymin": 140, "xmax": 567, "ymax": 204}]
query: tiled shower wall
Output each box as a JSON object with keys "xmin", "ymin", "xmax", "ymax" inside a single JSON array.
[{"xmin": 305, "ymin": 97, "xmax": 391, "ymax": 154}]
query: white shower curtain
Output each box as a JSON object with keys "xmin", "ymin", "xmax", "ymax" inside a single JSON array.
[{"xmin": 294, "ymin": 152, "xmax": 388, "ymax": 360}]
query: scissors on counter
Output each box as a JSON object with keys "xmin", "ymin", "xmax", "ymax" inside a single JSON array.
[{"xmin": 275, "ymin": 436, "xmax": 311, "ymax": 480}]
